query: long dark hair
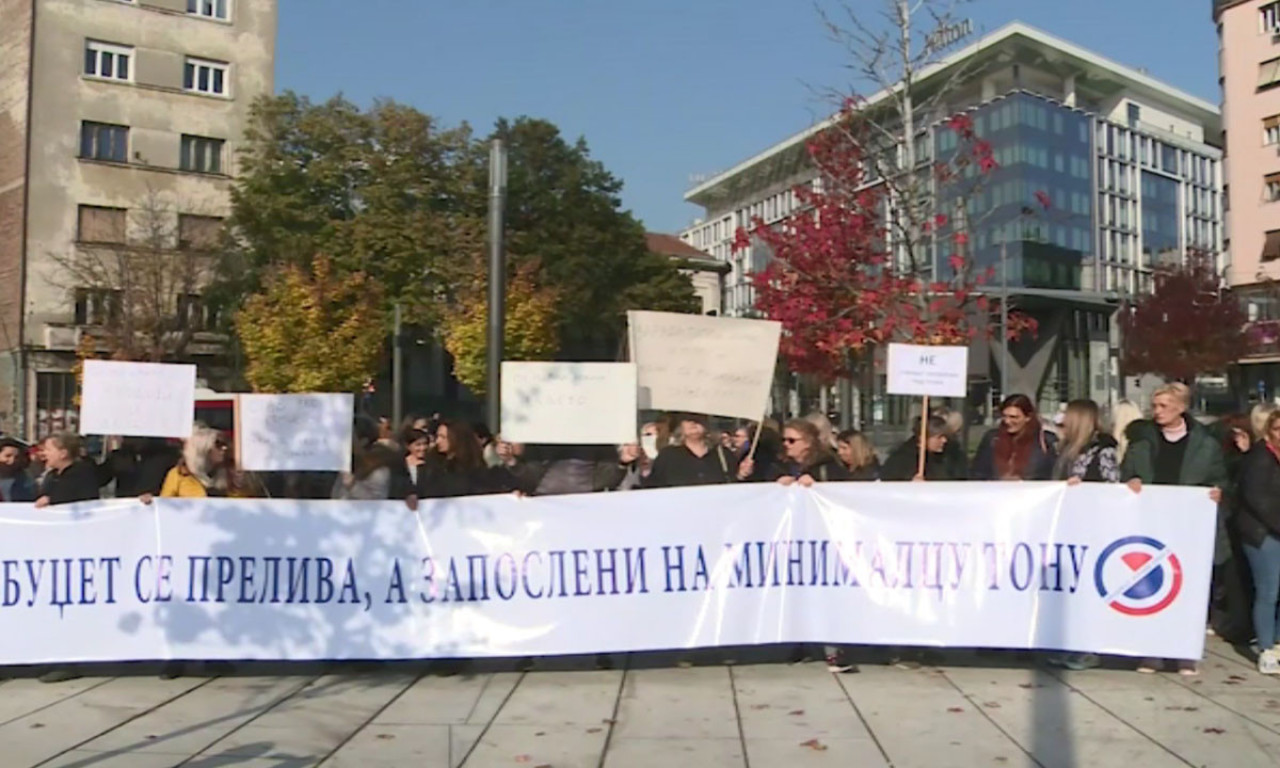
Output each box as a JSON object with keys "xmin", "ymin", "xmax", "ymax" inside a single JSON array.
[
  {"xmin": 1000, "ymin": 394, "xmax": 1038, "ymax": 425},
  {"xmin": 438, "ymin": 418, "xmax": 484, "ymax": 471}
]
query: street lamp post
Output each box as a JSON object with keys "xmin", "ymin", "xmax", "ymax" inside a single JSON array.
[{"xmin": 486, "ymin": 139, "xmax": 508, "ymax": 435}]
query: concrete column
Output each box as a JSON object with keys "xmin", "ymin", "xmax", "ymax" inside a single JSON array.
[{"xmin": 1064, "ymin": 74, "xmax": 1078, "ymax": 108}]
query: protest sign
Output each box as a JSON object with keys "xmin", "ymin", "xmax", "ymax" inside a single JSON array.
[
  {"xmin": 0, "ymin": 482, "xmax": 1214, "ymax": 664},
  {"xmin": 79, "ymin": 360, "xmax": 196, "ymax": 438},
  {"xmin": 237, "ymin": 394, "xmax": 354, "ymax": 472},
  {"xmin": 886, "ymin": 343, "xmax": 969, "ymax": 397},
  {"xmin": 628, "ymin": 311, "xmax": 780, "ymax": 419},
  {"xmin": 500, "ymin": 362, "xmax": 637, "ymax": 444}
]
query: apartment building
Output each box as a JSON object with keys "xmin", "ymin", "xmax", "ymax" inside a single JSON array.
[
  {"xmin": 0, "ymin": 0, "xmax": 276, "ymax": 439},
  {"xmin": 1217, "ymin": 0, "xmax": 1280, "ymax": 402},
  {"xmin": 681, "ymin": 22, "xmax": 1223, "ymax": 419}
]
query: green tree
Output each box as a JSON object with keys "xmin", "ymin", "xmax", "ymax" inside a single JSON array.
[
  {"xmin": 219, "ymin": 92, "xmax": 483, "ymax": 330},
  {"xmin": 236, "ymin": 256, "xmax": 387, "ymax": 393},
  {"xmin": 490, "ymin": 117, "xmax": 698, "ymax": 359},
  {"xmin": 442, "ymin": 261, "xmax": 560, "ymax": 395}
]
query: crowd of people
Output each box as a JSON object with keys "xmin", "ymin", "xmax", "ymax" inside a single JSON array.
[{"xmin": 11, "ymin": 380, "xmax": 1280, "ymax": 681}]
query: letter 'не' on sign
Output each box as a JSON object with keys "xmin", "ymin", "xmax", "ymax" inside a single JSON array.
[{"xmin": 627, "ymin": 311, "xmax": 781, "ymax": 420}]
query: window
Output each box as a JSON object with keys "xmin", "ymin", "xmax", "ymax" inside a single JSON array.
[
  {"xmin": 1267, "ymin": 173, "xmax": 1280, "ymax": 203},
  {"xmin": 79, "ymin": 121, "xmax": 128, "ymax": 163},
  {"xmin": 77, "ymin": 205, "xmax": 126, "ymax": 244},
  {"xmin": 187, "ymin": 0, "xmax": 229, "ymax": 20},
  {"xmin": 35, "ymin": 373, "xmax": 77, "ymax": 440},
  {"xmin": 73, "ymin": 288, "xmax": 122, "ymax": 326},
  {"xmin": 176, "ymin": 294, "xmax": 217, "ymax": 331},
  {"xmin": 1267, "ymin": 117, "xmax": 1280, "ymax": 147},
  {"xmin": 84, "ymin": 41, "xmax": 132, "ymax": 82},
  {"xmin": 183, "ymin": 57, "xmax": 229, "ymax": 96},
  {"xmin": 178, "ymin": 214, "xmax": 223, "ymax": 250},
  {"xmin": 179, "ymin": 134, "xmax": 224, "ymax": 173},
  {"xmin": 1263, "ymin": 2, "xmax": 1280, "ymax": 33},
  {"xmin": 1261, "ymin": 57, "xmax": 1280, "ymax": 91}
]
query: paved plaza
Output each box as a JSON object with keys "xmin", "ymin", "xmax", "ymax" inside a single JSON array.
[{"xmin": 4, "ymin": 637, "xmax": 1280, "ymax": 767}]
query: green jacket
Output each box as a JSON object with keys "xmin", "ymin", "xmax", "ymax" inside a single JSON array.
[{"xmin": 1120, "ymin": 418, "xmax": 1227, "ymax": 488}]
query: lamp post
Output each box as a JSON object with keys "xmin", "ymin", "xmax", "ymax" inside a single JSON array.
[{"xmin": 486, "ymin": 139, "xmax": 507, "ymax": 435}]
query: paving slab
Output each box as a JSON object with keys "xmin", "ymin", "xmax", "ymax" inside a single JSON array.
[
  {"xmin": 838, "ymin": 664, "xmax": 1035, "ymax": 768},
  {"xmin": 372, "ymin": 674, "xmax": 496, "ymax": 726},
  {"xmin": 319, "ymin": 723, "xmax": 449, "ymax": 767},
  {"xmin": 69, "ymin": 676, "xmax": 314, "ymax": 757},
  {"xmin": 1, "ymin": 677, "xmax": 205, "ymax": 767},
  {"xmin": 941, "ymin": 665, "xmax": 1186, "ymax": 767},
  {"xmin": 39, "ymin": 750, "xmax": 188, "ymax": 768},
  {"xmin": 602, "ymin": 737, "xmax": 745, "ymax": 768},
  {"xmin": 612, "ymin": 667, "xmax": 738, "ymax": 740},
  {"xmin": 461, "ymin": 723, "xmax": 609, "ymax": 768},
  {"xmin": 491, "ymin": 670, "xmax": 622, "ymax": 727},
  {"xmin": 0, "ymin": 678, "xmax": 110, "ymax": 726}
]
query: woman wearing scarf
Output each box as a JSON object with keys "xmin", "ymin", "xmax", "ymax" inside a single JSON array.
[{"xmin": 971, "ymin": 394, "xmax": 1058, "ymax": 481}]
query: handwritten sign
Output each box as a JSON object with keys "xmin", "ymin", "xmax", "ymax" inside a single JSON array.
[
  {"xmin": 237, "ymin": 394, "xmax": 354, "ymax": 472},
  {"xmin": 501, "ymin": 362, "xmax": 637, "ymax": 444},
  {"xmin": 886, "ymin": 343, "xmax": 969, "ymax": 397},
  {"xmin": 628, "ymin": 311, "xmax": 780, "ymax": 419},
  {"xmin": 79, "ymin": 360, "xmax": 196, "ymax": 438}
]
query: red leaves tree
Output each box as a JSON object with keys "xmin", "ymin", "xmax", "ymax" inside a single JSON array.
[
  {"xmin": 1121, "ymin": 253, "xmax": 1247, "ymax": 383},
  {"xmin": 735, "ymin": 104, "xmax": 1036, "ymax": 381}
]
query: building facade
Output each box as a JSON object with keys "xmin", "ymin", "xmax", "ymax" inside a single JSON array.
[
  {"xmin": 680, "ymin": 23, "xmax": 1223, "ymax": 423},
  {"xmin": 644, "ymin": 232, "xmax": 728, "ymax": 316},
  {"xmin": 0, "ymin": 0, "xmax": 276, "ymax": 439},
  {"xmin": 1217, "ymin": 0, "xmax": 1280, "ymax": 402}
]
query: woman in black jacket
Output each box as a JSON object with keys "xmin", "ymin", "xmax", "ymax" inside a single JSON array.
[
  {"xmin": 971, "ymin": 394, "xmax": 1058, "ymax": 481},
  {"xmin": 420, "ymin": 419, "xmax": 517, "ymax": 498},
  {"xmin": 775, "ymin": 420, "xmax": 851, "ymax": 486},
  {"xmin": 1238, "ymin": 409, "xmax": 1280, "ymax": 675},
  {"xmin": 882, "ymin": 416, "xmax": 959, "ymax": 482}
]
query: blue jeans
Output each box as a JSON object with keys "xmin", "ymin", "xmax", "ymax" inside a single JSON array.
[{"xmin": 1244, "ymin": 536, "xmax": 1280, "ymax": 649}]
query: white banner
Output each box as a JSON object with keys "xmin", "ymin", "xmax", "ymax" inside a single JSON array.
[
  {"xmin": 628, "ymin": 310, "xmax": 780, "ymax": 419},
  {"xmin": 500, "ymin": 362, "xmax": 637, "ymax": 445},
  {"xmin": 237, "ymin": 394, "xmax": 354, "ymax": 473},
  {"xmin": 79, "ymin": 360, "xmax": 196, "ymax": 438},
  {"xmin": 0, "ymin": 483, "xmax": 1214, "ymax": 665}
]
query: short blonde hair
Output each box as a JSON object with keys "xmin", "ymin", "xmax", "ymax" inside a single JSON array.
[
  {"xmin": 1251, "ymin": 403, "xmax": 1278, "ymax": 442},
  {"xmin": 1152, "ymin": 382, "xmax": 1191, "ymax": 410}
]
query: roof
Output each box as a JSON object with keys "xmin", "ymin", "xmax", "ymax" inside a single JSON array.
[
  {"xmin": 684, "ymin": 21, "xmax": 1221, "ymax": 208},
  {"xmin": 645, "ymin": 232, "xmax": 730, "ymax": 274}
]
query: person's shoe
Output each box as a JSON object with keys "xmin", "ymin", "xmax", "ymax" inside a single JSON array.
[
  {"xmin": 1177, "ymin": 660, "xmax": 1200, "ymax": 677},
  {"xmin": 594, "ymin": 654, "xmax": 614, "ymax": 671},
  {"xmin": 39, "ymin": 668, "xmax": 81, "ymax": 684},
  {"xmin": 1136, "ymin": 658, "xmax": 1160, "ymax": 674},
  {"xmin": 1259, "ymin": 650, "xmax": 1280, "ymax": 675},
  {"xmin": 826, "ymin": 654, "xmax": 858, "ymax": 674},
  {"xmin": 1044, "ymin": 653, "xmax": 1066, "ymax": 667},
  {"xmin": 1063, "ymin": 653, "xmax": 1100, "ymax": 671}
]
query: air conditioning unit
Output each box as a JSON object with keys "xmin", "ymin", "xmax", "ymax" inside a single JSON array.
[{"xmin": 43, "ymin": 325, "xmax": 81, "ymax": 351}]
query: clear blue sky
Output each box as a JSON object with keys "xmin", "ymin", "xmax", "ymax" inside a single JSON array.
[{"xmin": 276, "ymin": 0, "xmax": 1218, "ymax": 234}]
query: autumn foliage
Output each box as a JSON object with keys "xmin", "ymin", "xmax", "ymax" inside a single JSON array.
[
  {"xmin": 236, "ymin": 256, "xmax": 387, "ymax": 393},
  {"xmin": 734, "ymin": 106, "xmax": 1036, "ymax": 380},
  {"xmin": 442, "ymin": 261, "xmax": 560, "ymax": 396},
  {"xmin": 1121, "ymin": 253, "xmax": 1247, "ymax": 382}
]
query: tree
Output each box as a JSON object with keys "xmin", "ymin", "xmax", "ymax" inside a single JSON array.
[
  {"xmin": 48, "ymin": 189, "xmax": 219, "ymax": 362},
  {"xmin": 1121, "ymin": 253, "xmax": 1247, "ymax": 383},
  {"xmin": 442, "ymin": 261, "xmax": 560, "ymax": 395},
  {"xmin": 219, "ymin": 93, "xmax": 484, "ymax": 330},
  {"xmin": 235, "ymin": 256, "xmax": 387, "ymax": 393},
  {"xmin": 736, "ymin": 1, "xmax": 1040, "ymax": 381},
  {"xmin": 491, "ymin": 117, "xmax": 698, "ymax": 359}
]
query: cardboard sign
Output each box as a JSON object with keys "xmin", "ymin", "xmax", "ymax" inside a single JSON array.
[
  {"xmin": 628, "ymin": 311, "xmax": 780, "ymax": 419},
  {"xmin": 237, "ymin": 394, "xmax": 354, "ymax": 473},
  {"xmin": 79, "ymin": 360, "xmax": 196, "ymax": 438},
  {"xmin": 501, "ymin": 362, "xmax": 637, "ymax": 444},
  {"xmin": 887, "ymin": 343, "xmax": 969, "ymax": 397}
]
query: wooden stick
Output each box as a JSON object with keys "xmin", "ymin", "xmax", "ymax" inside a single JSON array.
[
  {"xmin": 917, "ymin": 395, "xmax": 930, "ymax": 479},
  {"xmin": 746, "ymin": 416, "xmax": 766, "ymax": 462}
]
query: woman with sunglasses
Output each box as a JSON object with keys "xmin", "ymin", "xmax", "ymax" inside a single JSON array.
[
  {"xmin": 159, "ymin": 425, "xmax": 238, "ymax": 498},
  {"xmin": 775, "ymin": 420, "xmax": 850, "ymax": 486}
]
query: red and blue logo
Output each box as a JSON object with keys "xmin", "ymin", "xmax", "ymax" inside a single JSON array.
[{"xmin": 1093, "ymin": 536, "xmax": 1183, "ymax": 616}]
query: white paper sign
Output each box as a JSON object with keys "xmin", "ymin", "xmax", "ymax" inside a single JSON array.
[
  {"xmin": 887, "ymin": 343, "xmax": 969, "ymax": 397},
  {"xmin": 501, "ymin": 362, "xmax": 637, "ymax": 444},
  {"xmin": 0, "ymin": 483, "xmax": 1216, "ymax": 664},
  {"xmin": 628, "ymin": 311, "xmax": 780, "ymax": 419},
  {"xmin": 79, "ymin": 360, "xmax": 196, "ymax": 438},
  {"xmin": 238, "ymin": 394, "xmax": 354, "ymax": 472}
]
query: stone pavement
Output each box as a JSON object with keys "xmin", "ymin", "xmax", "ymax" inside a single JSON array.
[{"xmin": 5, "ymin": 637, "xmax": 1280, "ymax": 767}]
